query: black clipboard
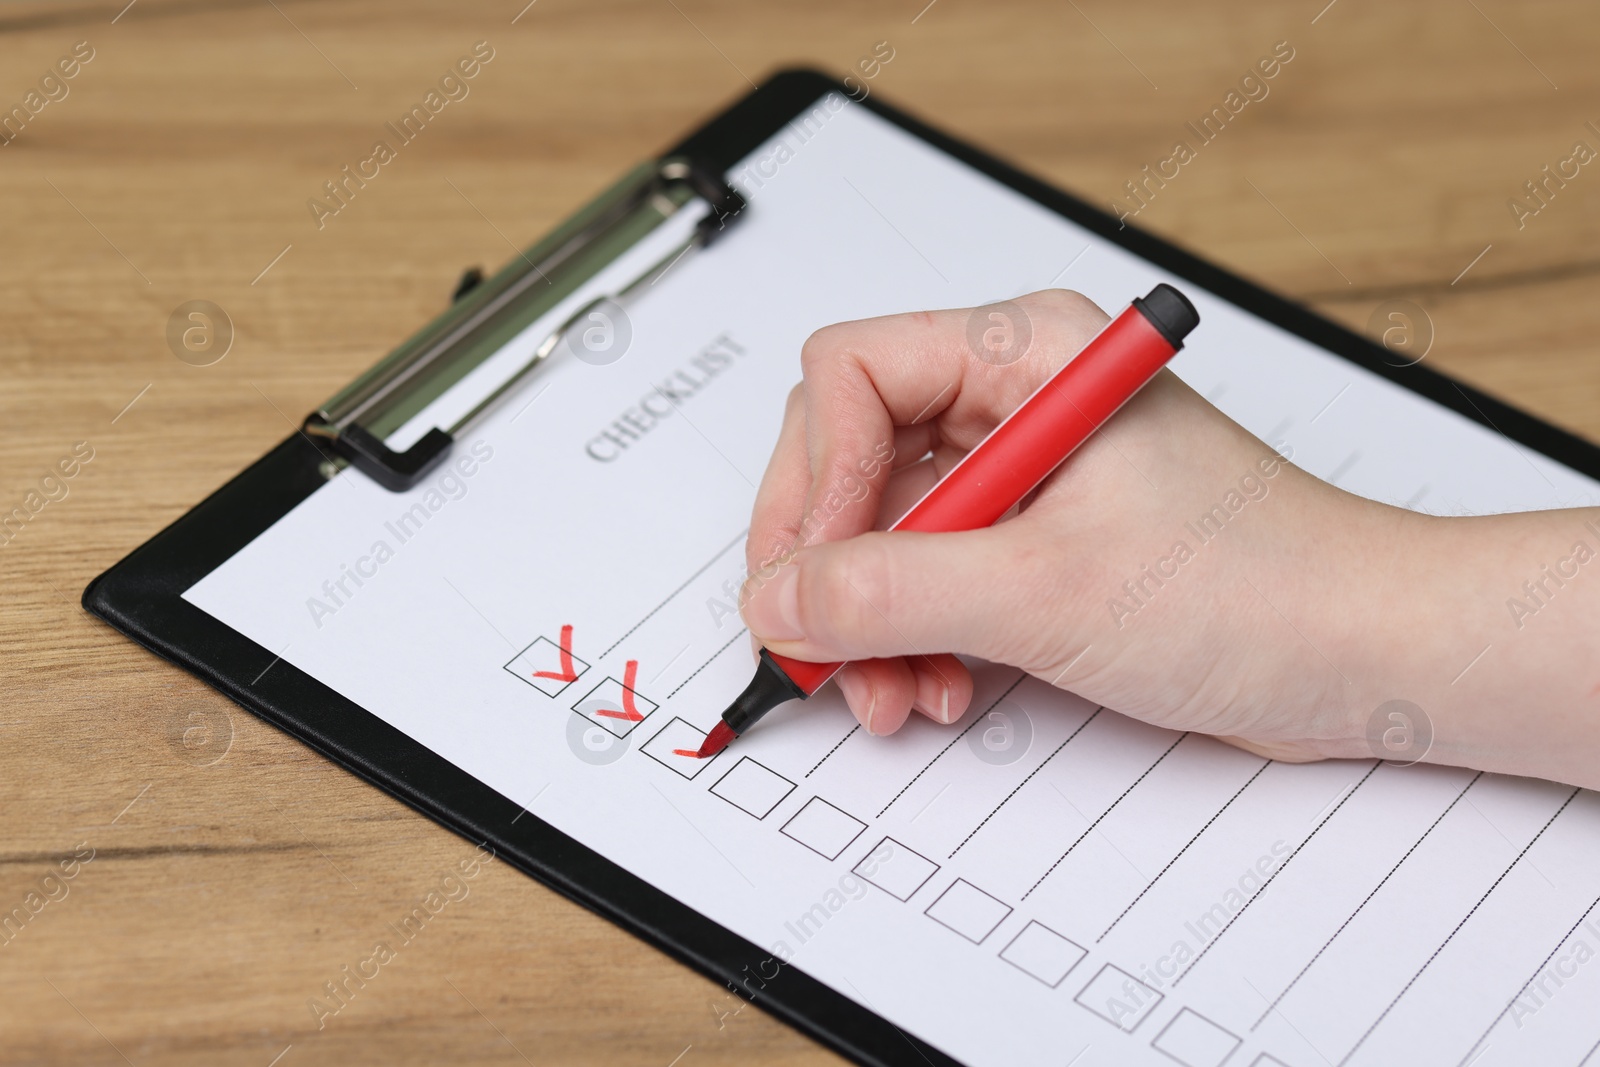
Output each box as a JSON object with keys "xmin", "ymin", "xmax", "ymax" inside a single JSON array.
[{"xmin": 83, "ymin": 69, "xmax": 1600, "ymax": 1067}]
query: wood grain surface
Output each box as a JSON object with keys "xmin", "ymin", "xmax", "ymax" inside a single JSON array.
[{"xmin": 2, "ymin": 0, "xmax": 1597, "ymax": 1063}]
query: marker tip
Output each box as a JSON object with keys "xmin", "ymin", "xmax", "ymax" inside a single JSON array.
[{"xmin": 695, "ymin": 720, "xmax": 737, "ymax": 759}]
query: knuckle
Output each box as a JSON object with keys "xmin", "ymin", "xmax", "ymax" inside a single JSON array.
[
  {"xmin": 801, "ymin": 541, "xmax": 892, "ymax": 650},
  {"xmin": 1027, "ymin": 288, "xmax": 1106, "ymax": 333},
  {"xmin": 755, "ymin": 528, "xmax": 799, "ymax": 573},
  {"xmin": 800, "ymin": 326, "xmax": 845, "ymax": 375},
  {"xmin": 1016, "ymin": 290, "xmax": 1108, "ymax": 368},
  {"xmin": 1005, "ymin": 540, "xmax": 1083, "ymax": 666},
  {"xmin": 1028, "ymin": 288, "xmax": 1093, "ymax": 314}
]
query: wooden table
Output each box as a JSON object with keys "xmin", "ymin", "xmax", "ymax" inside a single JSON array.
[{"xmin": 3, "ymin": 0, "xmax": 1596, "ymax": 1062}]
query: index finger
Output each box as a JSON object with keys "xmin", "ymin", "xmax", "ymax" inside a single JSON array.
[{"xmin": 748, "ymin": 289, "xmax": 1110, "ymax": 575}]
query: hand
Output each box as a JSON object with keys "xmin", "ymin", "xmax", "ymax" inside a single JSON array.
[
  {"xmin": 739, "ymin": 288, "xmax": 1600, "ymax": 788},
  {"xmin": 738, "ymin": 289, "xmax": 1407, "ymax": 760}
]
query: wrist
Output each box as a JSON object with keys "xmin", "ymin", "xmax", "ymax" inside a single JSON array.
[
  {"xmin": 1318, "ymin": 499, "xmax": 1452, "ymax": 764},
  {"xmin": 1390, "ymin": 507, "xmax": 1600, "ymax": 786},
  {"xmin": 1264, "ymin": 478, "xmax": 1426, "ymax": 762},
  {"xmin": 1321, "ymin": 501, "xmax": 1594, "ymax": 781}
]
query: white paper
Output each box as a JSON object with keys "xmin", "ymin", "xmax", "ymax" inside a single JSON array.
[{"xmin": 187, "ymin": 98, "xmax": 1600, "ymax": 1067}]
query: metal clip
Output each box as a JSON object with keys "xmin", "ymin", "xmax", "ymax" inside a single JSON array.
[{"xmin": 304, "ymin": 157, "xmax": 746, "ymax": 491}]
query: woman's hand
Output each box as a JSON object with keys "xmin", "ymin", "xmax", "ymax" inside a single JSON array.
[
  {"xmin": 741, "ymin": 288, "xmax": 1600, "ymax": 786},
  {"xmin": 737, "ymin": 288, "xmax": 1402, "ymax": 760}
]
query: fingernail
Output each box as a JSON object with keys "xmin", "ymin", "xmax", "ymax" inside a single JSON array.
[
  {"xmin": 913, "ymin": 675, "xmax": 954, "ymax": 724},
  {"xmin": 742, "ymin": 565, "xmax": 803, "ymax": 642},
  {"xmin": 835, "ymin": 666, "xmax": 878, "ymax": 734}
]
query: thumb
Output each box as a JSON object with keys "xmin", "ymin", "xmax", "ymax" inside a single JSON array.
[{"xmin": 740, "ymin": 527, "xmax": 1051, "ymax": 665}]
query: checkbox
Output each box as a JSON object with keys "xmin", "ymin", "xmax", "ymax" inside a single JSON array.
[
  {"xmin": 999, "ymin": 920, "xmax": 1087, "ymax": 988},
  {"xmin": 1151, "ymin": 1008, "xmax": 1241, "ymax": 1067},
  {"xmin": 640, "ymin": 717, "xmax": 721, "ymax": 780},
  {"xmin": 924, "ymin": 879, "xmax": 1012, "ymax": 944},
  {"xmin": 852, "ymin": 836, "xmax": 939, "ymax": 902},
  {"xmin": 572, "ymin": 675, "xmax": 659, "ymax": 738},
  {"xmin": 709, "ymin": 758, "xmax": 795, "ymax": 819},
  {"xmin": 781, "ymin": 798, "xmax": 867, "ymax": 861},
  {"xmin": 504, "ymin": 634, "xmax": 589, "ymax": 698},
  {"xmin": 1073, "ymin": 963, "xmax": 1163, "ymax": 1033}
]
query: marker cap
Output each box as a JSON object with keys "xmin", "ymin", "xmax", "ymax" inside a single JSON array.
[{"xmin": 1131, "ymin": 283, "xmax": 1200, "ymax": 350}]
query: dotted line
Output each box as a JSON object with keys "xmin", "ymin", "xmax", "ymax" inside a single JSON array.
[
  {"xmin": 806, "ymin": 724, "xmax": 860, "ymax": 778},
  {"xmin": 1249, "ymin": 770, "xmax": 1482, "ymax": 1030},
  {"xmin": 667, "ymin": 628, "xmax": 746, "ymax": 699},
  {"xmin": 1100, "ymin": 757, "xmax": 1274, "ymax": 943},
  {"xmin": 1455, "ymin": 881, "xmax": 1600, "ymax": 1067},
  {"xmin": 600, "ymin": 527, "xmax": 746, "ymax": 659},
  {"xmin": 876, "ymin": 672, "xmax": 1028, "ymax": 819},
  {"xmin": 948, "ymin": 708, "xmax": 1103, "ymax": 859},
  {"xmin": 1175, "ymin": 760, "xmax": 1383, "ymax": 988},
  {"xmin": 1022, "ymin": 733, "xmax": 1189, "ymax": 901},
  {"xmin": 1338, "ymin": 787, "xmax": 1581, "ymax": 1067}
]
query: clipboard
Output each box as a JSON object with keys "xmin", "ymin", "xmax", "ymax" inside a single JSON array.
[{"xmin": 83, "ymin": 69, "xmax": 1600, "ymax": 1067}]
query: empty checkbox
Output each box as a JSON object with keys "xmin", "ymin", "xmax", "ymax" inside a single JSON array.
[
  {"xmin": 1151, "ymin": 1008, "xmax": 1241, "ymax": 1067},
  {"xmin": 640, "ymin": 717, "xmax": 721, "ymax": 780},
  {"xmin": 852, "ymin": 837, "xmax": 939, "ymax": 902},
  {"xmin": 999, "ymin": 920, "xmax": 1087, "ymax": 988},
  {"xmin": 572, "ymin": 675, "xmax": 659, "ymax": 738},
  {"xmin": 1074, "ymin": 963, "xmax": 1163, "ymax": 1033},
  {"xmin": 924, "ymin": 879, "xmax": 1012, "ymax": 944},
  {"xmin": 709, "ymin": 758, "xmax": 795, "ymax": 819},
  {"xmin": 781, "ymin": 798, "xmax": 867, "ymax": 861}
]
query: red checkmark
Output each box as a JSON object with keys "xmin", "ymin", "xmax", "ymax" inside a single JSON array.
[
  {"xmin": 532, "ymin": 625, "xmax": 579, "ymax": 682},
  {"xmin": 595, "ymin": 660, "xmax": 645, "ymax": 721}
]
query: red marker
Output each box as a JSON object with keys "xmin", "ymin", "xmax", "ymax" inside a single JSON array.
[{"xmin": 696, "ymin": 284, "xmax": 1200, "ymax": 759}]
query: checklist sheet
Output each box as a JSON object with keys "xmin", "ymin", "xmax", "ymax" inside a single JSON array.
[{"xmin": 186, "ymin": 98, "xmax": 1600, "ymax": 1066}]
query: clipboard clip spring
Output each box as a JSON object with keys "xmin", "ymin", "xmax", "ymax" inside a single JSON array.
[{"xmin": 304, "ymin": 157, "xmax": 746, "ymax": 491}]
